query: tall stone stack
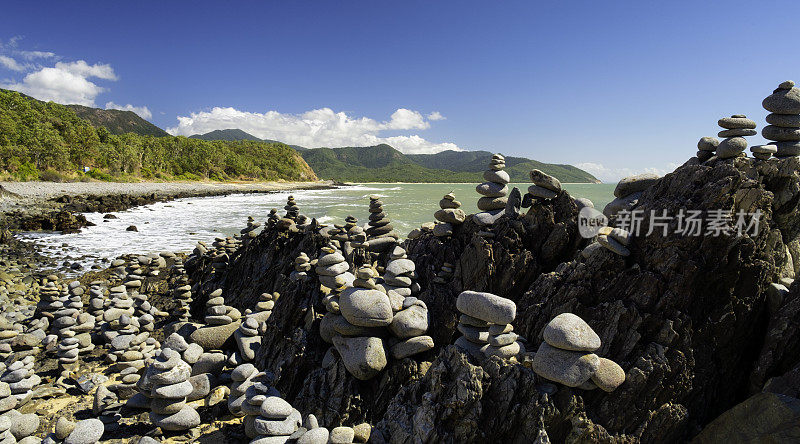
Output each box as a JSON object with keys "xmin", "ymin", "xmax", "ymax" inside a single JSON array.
[
  {"xmin": 267, "ymin": 209, "xmax": 279, "ymax": 228},
  {"xmin": 101, "ymin": 285, "xmax": 135, "ymax": 344},
  {"xmin": 241, "ymin": 372, "xmax": 279, "ymax": 439},
  {"xmin": 382, "ymin": 247, "xmax": 418, "ymax": 312},
  {"xmin": 110, "ymin": 259, "xmax": 127, "ymax": 279},
  {"xmin": 88, "ymin": 281, "xmax": 106, "ymax": 323},
  {"xmin": 284, "ymin": 195, "xmax": 300, "ymax": 219},
  {"xmin": 454, "ymin": 291, "xmax": 521, "ymax": 360},
  {"xmin": 228, "ymin": 363, "xmax": 259, "ymax": 417},
  {"xmin": 433, "ymin": 192, "xmax": 465, "ymax": 237},
  {"xmin": 241, "ymin": 216, "xmax": 261, "ymax": 246},
  {"xmin": 475, "ymin": 154, "xmax": 510, "ymax": 226},
  {"xmin": 696, "ymin": 137, "xmax": 719, "ymax": 162},
  {"xmin": 57, "ymin": 330, "xmax": 80, "ymax": 375},
  {"xmin": 3, "ymin": 356, "xmax": 39, "ymax": 402},
  {"xmin": 597, "ymin": 226, "xmax": 632, "ymax": 257},
  {"xmin": 532, "ymin": 313, "xmax": 625, "ymax": 392},
  {"xmin": 234, "ymin": 317, "xmax": 262, "ymax": 362},
  {"xmin": 716, "ymin": 115, "xmax": 756, "ymax": 159},
  {"xmin": 251, "ymin": 395, "xmax": 302, "ymax": 443},
  {"xmin": 290, "ymin": 252, "xmax": 312, "ymax": 281},
  {"xmin": 432, "ymin": 261, "xmax": 454, "ymax": 284},
  {"xmin": 35, "ymin": 278, "xmax": 60, "ymax": 326},
  {"xmin": 248, "ymin": 293, "xmax": 275, "ymax": 325},
  {"xmin": 147, "ymin": 349, "xmax": 201, "ymax": 431},
  {"xmin": 366, "ymin": 196, "xmax": 397, "ymax": 240},
  {"xmin": 204, "ymin": 289, "xmax": 242, "ymax": 327},
  {"xmin": 316, "ymin": 245, "xmax": 355, "ymax": 291},
  {"xmin": 762, "ymin": 80, "xmax": 800, "ymax": 158}
]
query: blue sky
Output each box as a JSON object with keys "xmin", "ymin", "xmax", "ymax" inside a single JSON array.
[{"xmin": 1, "ymin": 0, "xmax": 799, "ymax": 181}]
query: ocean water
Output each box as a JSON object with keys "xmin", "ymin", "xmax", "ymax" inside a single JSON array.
[{"xmin": 20, "ymin": 183, "xmax": 615, "ymax": 266}]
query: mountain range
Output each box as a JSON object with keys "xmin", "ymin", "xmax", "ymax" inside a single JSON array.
[
  {"xmin": 66, "ymin": 104, "xmax": 169, "ymax": 137},
  {"xmin": 189, "ymin": 129, "xmax": 600, "ymax": 183}
]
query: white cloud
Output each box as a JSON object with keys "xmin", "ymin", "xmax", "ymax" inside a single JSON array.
[
  {"xmin": 576, "ymin": 162, "xmax": 680, "ymax": 183},
  {"xmin": 105, "ymin": 101, "xmax": 152, "ymax": 120},
  {"xmin": 1, "ymin": 60, "xmax": 117, "ymax": 106},
  {"xmin": 0, "ymin": 56, "xmax": 24, "ymax": 72},
  {"xmin": 427, "ymin": 111, "xmax": 445, "ymax": 121},
  {"xmin": 167, "ymin": 106, "xmax": 460, "ymax": 154},
  {"xmin": 18, "ymin": 50, "xmax": 55, "ymax": 60}
]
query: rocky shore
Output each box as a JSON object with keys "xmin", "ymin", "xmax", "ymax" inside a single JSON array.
[
  {"xmin": 0, "ymin": 181, "xmax": 339, "ymax": 232},
  {"xmin": 0, "ymin": 83, "xmax": 797, "ymax": 442}
]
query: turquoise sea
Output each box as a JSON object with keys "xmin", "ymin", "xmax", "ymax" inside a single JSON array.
[{"xmin": 21, "ymin": 183, "xmax": 615, "ymax": 266}]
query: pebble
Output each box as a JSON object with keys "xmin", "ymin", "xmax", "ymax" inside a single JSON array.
[
  {"xmin": 543, "ymin": 313, "xmax": 601, "ymax": 351},
  {"xmin": 591, "ymin": 357, "xmax": 626, "ymax": 392},
  {"xmin": 614, "ymin": 173, "xmax": 660, "ymax": 198}
]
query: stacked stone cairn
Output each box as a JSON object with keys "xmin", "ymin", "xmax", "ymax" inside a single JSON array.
[
  {"xmin": 100, "ymin": 285, "xmax": 135, "ymax": 344},
  {"xmin": 316, "ymin": 245, "xmax": 355, "ymax": 292},
  {"xmin": 88, "ymin": 281, "xmax": 106, "ymax": 323},
  {"xmin": 532, "ymin": 313, "xmax": 625, "ymax": 392},
  {"xmin": 94, "ymin": 385, "xmax": 123, "ymax": 433},
  {"xmin": 250, "ymin": 392, "xmax": 302, "ymax": 443},
  {"xmin": 474, "ymin": 154, "xmax": 509, "ymax": 228},
  {"xmin": 364, "ymin": 196, "xmax": 398, "ymax": 251},
  {"xmin": 267, "ymin": 208, "xmax": 279, "ymax": 228},
  {"xmin": 715, "ymin": 114, "xmax": 756, "ymax": 159},
  {"xmin": 284, "ymin": 195, "xmax": 300, "ymax": 219},
  {"xmin": 602, "ymin": 173, "xmax": 660, "ymax": 218},
  {"xmin": 110, "ymin": 258, "xmax": 127, "ymax": 279},
  {"xmin": 249, "ymin": 293, "xmax": 275, "ymax": 325},
  {"xmin": 525, "ymin": 169, "xmax": 562, "ymax": 203},
  {"xmin": 193, "ymin": 241, "xmax": 208, "ymax": 256},
  {"xmin": 454, "ymin": 291, "xmax": 522, "ymax": 360},
  {"xmin": 205, "ymin": 289, "xmax": 242, "ymax": 326},
  {"xmin": 696, "ymin": 137, "xmax": 719, "ymax": 162},
  {"xmin": 596, "ymin": 226, "xmax": 632, "ymax": 257},
  {"xmin": 0, "ymin": 391, "xmax": 40, "ymax": 441},
  {"xmin": 234, "ymin": 317, "xmax": 263, "ymax": 363},
  {"xmin": 290, "ymin": 252, "xmax": 312, "ymax": 281},
  {"xmin": 761, "ymin": 80, "xmax": 800, "ymax": 158},
  {"xmin": 385, "ymin": 249, "xmax": 434, "ymax": 359},
  {"xmin": 241, "ymin": 216, "xmax": 262, "ymax": 246},
  {"xmin": 2, "ymin": 356, "xmax": 39, "ymax": 403},
  {"xmin": 240, "ymin": 372, "xmax": 279, "ymax": 439},
  {"xmin": 433, "ymin": 192, "xmax": 465, "ymax": 237},
  {"xmin": 146, "ymin": 348, "xmax": 201, "ymax": 431},
  {"xmin": 189, "ymin": 289, "xmax": 243, "ymax": 352},
  {"xmin": 432, "ymin": 261, "xmax": 454, "ymax": 284},
  {"xmin": 35, "ymin": 278, "xmax": 60, "ymax": 331}
]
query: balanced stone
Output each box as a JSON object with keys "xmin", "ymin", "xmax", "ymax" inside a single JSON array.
[
  {"xmin": 614, "ymin": 173, "xmax": 659, "ymax": 198},
  {"xmin": 751, "ymin": 144, "xmax": 777, "ymax": 160},
  {"xmin": 543, "ymin": 313, "xmax": 601, "ymax": 352},
  {"xmin": 531, "ymin": 342, "xmax": 600, "ymax": 387},
  {"xmin": 530, "ymin": 169, "xmax": 561, "ymax": 193},
  {"xmin": 456, "ymin": 291, "xmax": 516, "ymax": 324},
  {"xmin": 763, "ymin": 82, "xmax": 800, "ymax": 114},
  {"xmin": 332, "ymin": 336, "xmax": 387, "ymax": 380},
  {"xmin": 591, "ymin": 357, "xmax": 626, "ymax": 392}
]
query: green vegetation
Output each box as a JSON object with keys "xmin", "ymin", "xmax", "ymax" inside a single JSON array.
[
  {"xmin": 190, "ymin": 128, "xmax": 262, "ymax": 142},
  {"xmin": 0, "ymin": 89, "xmax": 317, "ymax": 182},
  {"xmin": 300, "ymin": 145, "xmax": 599, "ymax": 183},
  {"xmin": 67, "ymin": 104, "xmax": 169, "ymax": 137}
]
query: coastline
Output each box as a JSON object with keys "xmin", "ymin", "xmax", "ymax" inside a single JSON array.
[{"xmin": 0, "ymin": 180, "xmax": 339, "ymax": 232}]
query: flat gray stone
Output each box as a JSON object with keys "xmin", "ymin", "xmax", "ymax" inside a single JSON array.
[
  {"xmin": 456, "ymin": 291, "xmax": 516, "ymax": 324},
  {"xmin": 529, "ymin": 169, "xmax": 561, "ymax": 192},
  {"xmin": 332, "ymin": 336, "xmax": 387, "ymax": 380},
  {"xmin": 388, "ymin": 305, "xmax": 428, "ymax": 339},
  {"xmin": 614, "ymin": 173, "xmax": 660, "ymax": 198},
  {"xmin": 763, "ymin": 86, "xmax": 800, "ymax": 114},
  {"xmin": 64, "ymin": 418, "xmax": 104, "ymax": 444},
  {"xmin": 338, "ymin": 288, "xmax": 393, "ymax": 327}
]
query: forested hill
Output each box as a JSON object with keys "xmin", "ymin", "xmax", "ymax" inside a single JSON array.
[
  {"xmin": 299, "ymin": 145, "xmax": 599, "ymax": 183},
  {"xmin": 67, "ymin": 104, "xmax": 169, "ymax": 137},
  {"xmin": 0, "ymin": 89, "xmax": 317, "ymax": 182}
]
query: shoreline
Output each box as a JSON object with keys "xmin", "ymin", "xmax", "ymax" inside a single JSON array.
[
  {"xmin": 351, "ymin": 181, "xmax": 607, "ymax": 185},
  {"xmin": 0, "ymin": 180, "xmax": 339, "ymax": 232}
]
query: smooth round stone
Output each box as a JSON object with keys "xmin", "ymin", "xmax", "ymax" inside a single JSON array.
[
  {"xmin": 390, "ymin": 335, "xmax": 434, "ymax": 359},
  {"xmin": 476, "ymin": 182, "xmax": 508, "ymax": 198},
  {"xmin": 259, "ymin": 396, "xmax": 293, "ymax": 419},
  {"xmin": 752, "ymin": 152, "xmax": 772, "ymax": 160},
  {"xmin": 206, "ymin": 315, "xmax": 233, "ymax": 325},
  {"xmin": 718, "ymin": 128, "xmax": 756, "ymax": 137},
  {"xmin": 315, "ymin": 261, "xmax": 350, "ymax": 277},
  {"xmin": 776, "ymin": 142, "xmax": 800, "ymax": 157},
  {"xmin": 716, "ymin": 137, "xmax": 748, "ymax": 159},
  {"xmin": 614, "ymin": 173, "xmax": 660, "ymax": 198},
  {"xmin": 209, "ymin": 289, "xmax": 223, "ymax": 297},
  {"xmin": 766, "ymin": 113, "xmax": 800, "ymax": 128},
  {"xmin": 55, "ymin": 417, "xmax": 75, "ymax": 439},
  {"xmin": 489, "ymin": 332, "xmax": 518, "ymax": 346},
  {"xmin": 529, "ymin": 169, "xmax": 562, "ymax": 192},
  {"xmin": 779, "ymin": 80, "xmax": 796, "ymax": 89},
  {"xmin": 150, "ymin": 405, "xmax": 201, "ymax": 431},
  {"xmin": 456, "ymin": 291, "xmax": 516, "ymax": 324},
  {"xmin": 317, "ymin": 253, "xmax": 345, "ymax": 267},
  {"xmin": 64, "ymin": 418, "xmax": 104, "ymax": 444},
  {"xmin": 763, "ymin": 86, "xmax": 800, "ymax": 114},
  {"xmin": 385, "ymin": 259, "xmax": 415, "ymax": 276},
  {"xmin": 528, "ymin": 185, "xmax": 557, "ymax": 200},
  {"xmin": 338, "ymin": 288, "xmax": 393, "ymax": 327},
  {"xmin": 434, "ymin": 209, "xmax": 466, "ymax": 225},
  {"xmin": 483, "ymin": 169, "xmax": 510, "ymax": 184},
  {"xmin": 151, "ymin": 397, "xmax": 187, "ymax": 415},
  {"xmin": 457, "ymin": 323, "xmax": 489, "ymax": 343},
  {"xmin": 459, "ymin": 314, "xmax": 489, "ymax": 327},
  {"xmin": 482, "ymin": 341, "xmax": 521, "ymax": 358},
  {"xmin": 488, "ymin": 324, "xmax": 513, "ymax": 335},
  {"xmin": 332, "ymin": 336, "xmax": 387, "ymax": 380},
  {"xmin": 477, "ymin": 197, "xmax": 508, "ymax": 211},
  {"xmin": 717, "ymin": 116, "xmax": 756, "ymax": 129},
  {"xmin": 207, "ymin": 296, "xmax": 225, "ymax": 306},
  {"xmin": 298, "ymin": 427, "xmax": 330, "ymax": 444},
  {"xmin": 329, "ymin": 426, "xmax": 355, "ymax": 444},
  {"xmin": 150, "ymin": 361, "xmax": 191, "ymax": 385},
  {"xmin": 388, "ymin": 305, "xmax": 428, "ymax": 338},
  {"xmin": 254, "ymin": 409, "xmax": 301, "ymax": 435},
  {"xmin": 532, "ymin": 342, "xmax": 600, "ymax": 387},
  {"xmin": 591, "ymin": 357, "xmax": 626, "ymax": 392},
  {"xmin": 763, "ymin": 125, "xmax": 800, "ymax": 142},
  {"xmin": 232, "ymin": 363, "xmax": 257, "ymax": 382},
  {"xmin": 152, "ymin": 380, "xmax": 193, "ymax": 398},
  {"xmin": 543, "ymin": 313, "xmax": 601, "ymax": 351}
]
